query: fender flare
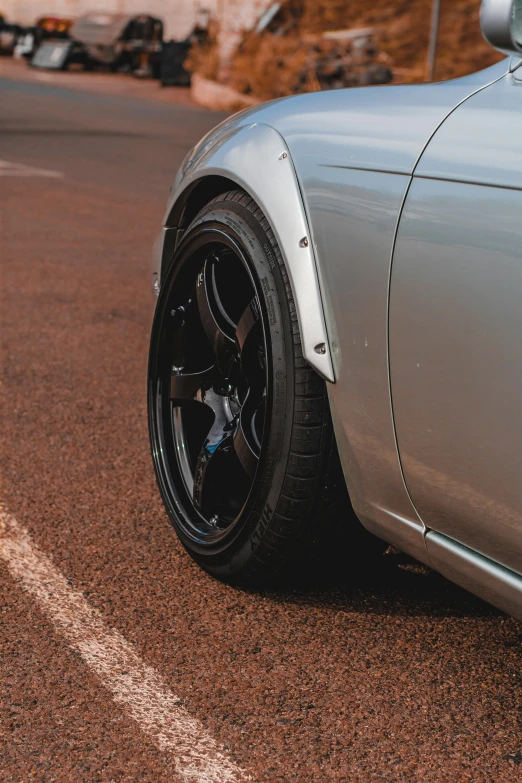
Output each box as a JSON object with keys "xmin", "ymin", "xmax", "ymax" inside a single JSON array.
[{"xmin": 158, "ymin": 122, "xmax": 335, "ymax": 382}]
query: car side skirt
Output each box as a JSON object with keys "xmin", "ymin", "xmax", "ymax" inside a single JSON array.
[{"xmin": 426, "ymin": 531, "xmax": 522, "ymax": 621}]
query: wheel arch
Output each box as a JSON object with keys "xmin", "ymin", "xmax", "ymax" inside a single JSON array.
[
  {"xmin": 165, "ymin": 174, "xmax": 240, "ymax": 231},
  {"xmin": 156, "ymin": 123, "xmax": 335, "ymax": 383}
]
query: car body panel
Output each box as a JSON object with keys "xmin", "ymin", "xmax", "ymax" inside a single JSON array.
[
  {"xmin": 415, "ymin": 70, "xmax": 522, "ymax": 190},
  {"xmin": 390, "ymin": 177, "xmax": 522, "ymax": 575},
  {"xmin": 304, "ymin": 165, "xmax": 429, "ymax": 562},
  {"xmin": 170, "ymin": 59, "xmax": 509, "ymax": 188},
  {"xmin": 254, "ymin": 63, "xmax": 508, "ymax": 176},
  {"xmin": 390, "ymin": 73, "xmax": 522, "ymax": 576}
]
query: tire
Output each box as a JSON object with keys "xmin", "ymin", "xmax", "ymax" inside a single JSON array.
[{"xmin": 148, "ymin": 190, "xmax": 381, "ymax": 584}]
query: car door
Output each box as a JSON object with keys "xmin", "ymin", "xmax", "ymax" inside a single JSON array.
[{"xmin": 389, "ymin": 65, "xmax": 522, "ymax": 575}]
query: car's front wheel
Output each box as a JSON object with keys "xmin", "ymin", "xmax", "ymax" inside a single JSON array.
[{"xmin": 148, "ymin": 190, "xmax": 380, "ymax": 584}]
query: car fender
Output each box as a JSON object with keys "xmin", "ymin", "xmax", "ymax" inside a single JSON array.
[{"xmin": 157, "ymin": 122, "xmax": 335, "ymax": 383}]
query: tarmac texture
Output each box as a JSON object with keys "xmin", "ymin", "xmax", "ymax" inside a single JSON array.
[{"xmin": 1, "ymin": 70, "xmax": 521, "ymax": 783}]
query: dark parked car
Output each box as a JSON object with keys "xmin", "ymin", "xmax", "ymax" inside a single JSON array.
[
  {"xmin": 32, "ymin": 12, "xmax": 163, "ymax": 75},
  {"xmin": 15, "ymin": 16, "xmax": 72, "ymax": 60}
]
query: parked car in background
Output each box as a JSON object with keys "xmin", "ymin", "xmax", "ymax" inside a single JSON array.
[
  {"xmin": 160, "ymin": 18, "xmax": 209, "ymax": 87},
  {"xmin": 32, "ymin": 12, "xmax": 163, "ymax": 76},
  {"xmin": 14, "ymin": 16, "xmax": 72, "ymax": 60},
  {"xmin": 148, "ymin": 0, "xmax": 522, "ymax": 623}
]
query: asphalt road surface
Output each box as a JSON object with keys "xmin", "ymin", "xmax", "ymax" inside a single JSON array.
[{"xmin": 1, "ymin": 74, "xmax": 521, "ymax": 783}]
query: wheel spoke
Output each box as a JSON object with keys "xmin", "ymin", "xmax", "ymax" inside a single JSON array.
[
  {"xmin": 235, "ymin": 299, "xmax": 265, "ymax": 400},
  {"xmin": 233, "ymin": 415, "xmax": 259, "ymax": 479},
  {"xmin": 251, "ymin": 397, "xmax": 266, "ymax": 451},
  {"xmin": 234, "ymin": 300, "xmax": 265, "ymax": 480},
  {"xmin": 235, "ymin": 298, "xmax": 260, "ymax": 357},
  {"xmin": 193, "ymin": 436, "xmax": 231, "ymax": 512},
  {"xmin": 170, "ymin": 366, "xmax": 216, "ymax": 402},
  {"xmin": 196, "ymin": 260, "xmax": 235, "ymax": 371}
]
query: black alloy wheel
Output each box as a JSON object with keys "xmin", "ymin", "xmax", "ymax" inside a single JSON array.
[
  {"xmin": 148, "ymin": 191, "xmax": 382, "ymax": 584},
  {"xmin": 150, "ymin": 229, "xmax": 268, "ymax": 546}
]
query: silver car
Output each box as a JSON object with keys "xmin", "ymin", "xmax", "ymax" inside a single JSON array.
[{"xmin": 148, "ymin": 0, "xmax": 522, "ymax": 621}]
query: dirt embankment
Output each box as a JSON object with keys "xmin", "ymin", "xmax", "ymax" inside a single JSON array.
[
  {"xmin": 323, "ymin": 0, "xmax": 504, "ymax": 82},
  {"xmin": 218, "ymin": 0, "xmax": 505, "ymax": 100}
]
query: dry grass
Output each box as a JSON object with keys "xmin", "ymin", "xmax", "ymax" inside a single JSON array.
[
  {"xmin": 184, "ymin": 18, "xmax": 221, "ymax": 80},
  {"xmin": 231, "ymin": 35, "xmax": 317, "ymax": 99},
  {"xmin": 187, "ymin": 0, "xmax": 504, "ymax": 99}
]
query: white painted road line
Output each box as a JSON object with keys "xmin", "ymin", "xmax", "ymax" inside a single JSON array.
[
  {"xmin": 0, "ymin": 506, "xmax": 250, "ymax": 783},
  {"xmin": 0, "ymin": 159, "xmax": 65, "ymax": 178}
]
